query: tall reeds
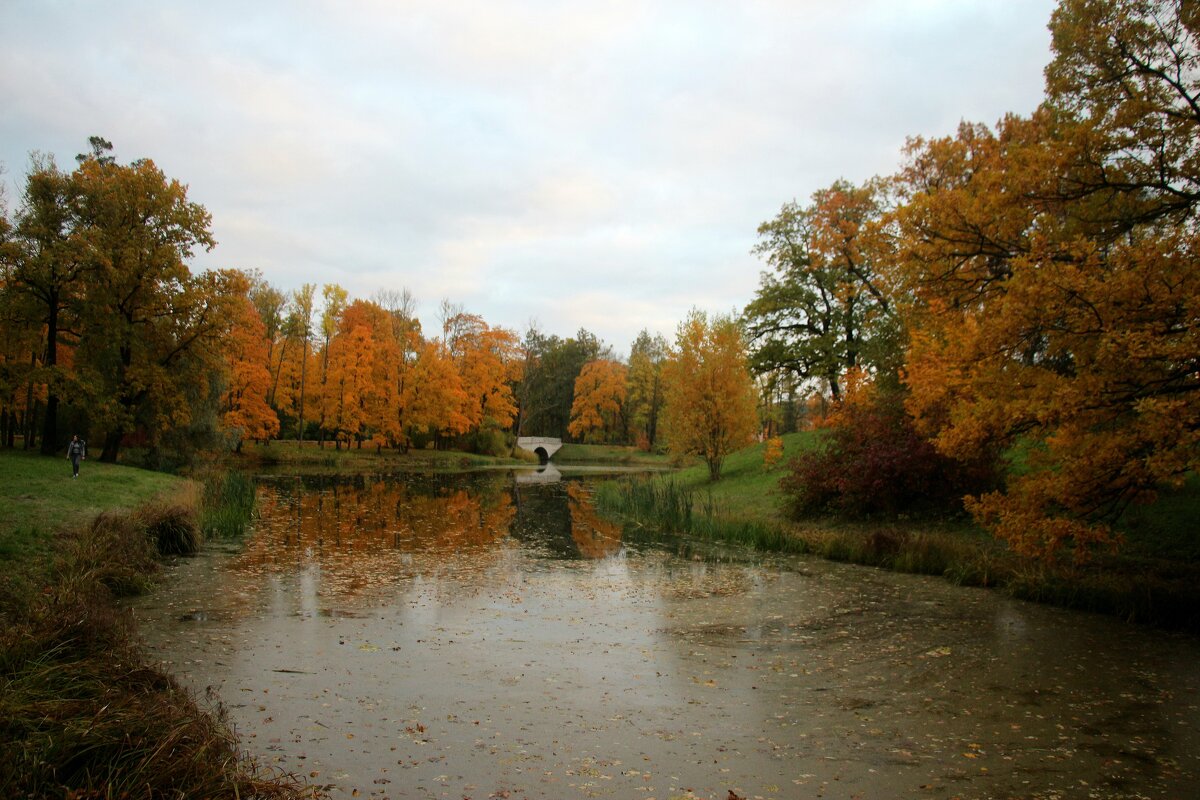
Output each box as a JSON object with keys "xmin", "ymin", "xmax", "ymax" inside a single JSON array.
[
  {"xmin": 200, "ymin": 470, "xmax": 258, "ymax": 540},
  {"xmin": 595, "ymin": 477, "xmax": 805, "ymax": 553}
]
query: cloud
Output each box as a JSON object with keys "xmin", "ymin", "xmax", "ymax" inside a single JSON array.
[{"xmin": 0, "ymin": 0, "xmax": 1057, "ymax": 352}]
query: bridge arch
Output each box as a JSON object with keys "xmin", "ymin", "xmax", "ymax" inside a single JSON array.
[{"xmin": 516, "ymin": 436, "xmax": 562, "ymax": 464}]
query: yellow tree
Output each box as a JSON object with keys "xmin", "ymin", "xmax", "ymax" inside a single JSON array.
[
  {"xmin": 661, "ymin": 311, "xmax": 759, "ymax": 480},
  {"xmin": 374, "ymin": 288, "xmax": 423, "ymax": 450},
  {"xmin": 568, "ymin": 358, "xmax": 628, "ymax": 443},
  {"xmin": 286, "ymin": 283, "xmax": 317, "ymax": 444},
  {"xmin": 71, "ymin": 141, "xmax": 225, "ymax": 462},
  {"xmin": 247, "ymin": 273, "xmax": 289, "ymax": 414},
  {"xmin": 314, "ymin": 283, "xmax": 348, "ymax": 447},
  {"xmin": 626, "ymin": 330, "xmax": 668, "ymax": 449}
]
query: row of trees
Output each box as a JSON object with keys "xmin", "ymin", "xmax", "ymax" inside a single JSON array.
[
  {"xmin": 743, "ymin": 0, "xmax": 1200, "ymax": 558},
  {"xmin": 0, "ymin": 145, "xmax": 763, "ymax": 475}
]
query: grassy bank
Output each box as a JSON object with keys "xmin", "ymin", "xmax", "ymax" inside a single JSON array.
[
  {"xmin": 0, "ymin": 450, "xmax": 316, "ymax": 798},
  {"xmin": 0, "ymin": 449, "xmax": 183, "ymax": 566},
  {"xmin": 553, "ymin": 442, "xmax": 674, "ymax": 467},
  {"xmin": 596, "ymin": 433, "xmax": 1200, "ymax": 631}
]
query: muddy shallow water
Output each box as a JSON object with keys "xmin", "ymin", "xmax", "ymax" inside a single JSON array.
[{"xmin": 131, "ymin": 470, "xmax": 1200, "ymax": 799}]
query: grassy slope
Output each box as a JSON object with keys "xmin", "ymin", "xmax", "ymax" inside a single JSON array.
[
  {"xmin": 0, "ymin": 449, "xmax": 315, "ymax": 798},
  {"xmin": 667, "ymin": 431, "xmax": 818, "ymax": 522},
  {"xmin": 554, "ymin": 442, "xmax": 674, "ymax": 466},
  {"xmin": 660, "ymin": 431, "xmax": 1199, "ymax": 555},
  {"xmin": 0, "ymin": 449, "xmax": 183, "ymax": 565}
]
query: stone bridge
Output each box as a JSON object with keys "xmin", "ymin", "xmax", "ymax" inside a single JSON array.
[{"xmin": 516, "ymin": 436, "xmax": 562, "ymax": 464}]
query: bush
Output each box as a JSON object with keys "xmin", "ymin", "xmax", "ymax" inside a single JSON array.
[
  {"xmin": 472, "ymin": 426, "xmax": 513, "ymax": 458},
  {"xmin": 782, "ymin": 390, "xmax": 996, "ymax": 518},
  {"xmin": 141, "ymin": 500, "xmax": 202, "ymax": 555}
]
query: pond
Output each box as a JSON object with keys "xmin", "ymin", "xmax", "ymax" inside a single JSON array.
[{"xmin": 130, "ymin": 467, "xmax": 1200, "ymax": 800}]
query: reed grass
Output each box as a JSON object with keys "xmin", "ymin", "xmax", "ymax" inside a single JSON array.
[
  {"xmin": 199, "ymin": 469, "xmax": 258, "ymax": 540},
  {"xmin": 595, "ymin": 478, "xmax": 808, "ymax": 554},
  {"xmin": 597, "ymin": 472, "xmax": 1200, "ymax": 630}
]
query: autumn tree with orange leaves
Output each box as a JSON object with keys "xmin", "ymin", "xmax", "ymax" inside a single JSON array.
[
  {"xmin": 661, "ymin": 311, "xmax": 759, "ymax": 480},
  {"xmin": 222, "ymin": 291, "xmax": 280, "ymax": 450},
  {"xmin": 896, "ymin": 0, "xmax": 1200, "ymax": 559},
  {"xmin": 445, "ymin": 312, "xmax": 520, "ymax": 433},
  {"xmin": 568, "ymin": 358, "xmax": 628, "ymax": 443}
]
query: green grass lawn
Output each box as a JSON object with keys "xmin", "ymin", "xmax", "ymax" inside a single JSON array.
[
  {"xmin": 666, "ymin": 431, "xmax": 820, "ymax": 523},
  {"xmin": 0, "ymin": 449, "xmax": 184, "ymax": 564},
  {"xmin": 553, "ymin": 442, "xmax": 674, "ymax": 466}
]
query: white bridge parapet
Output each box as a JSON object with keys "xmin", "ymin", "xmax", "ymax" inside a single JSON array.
[{"xmin": 516, "ymin": 436, "xmax": 562, "ymax": 463}]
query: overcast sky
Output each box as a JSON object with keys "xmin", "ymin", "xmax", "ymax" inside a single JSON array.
[{"xmin": 1, "ymin": 0, "xmax": 1057, "ymax": 353}]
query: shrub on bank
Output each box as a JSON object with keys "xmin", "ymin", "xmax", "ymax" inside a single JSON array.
[{"xmin": 781, "ymin": 390, "xmax": 996, "ymax": 518}]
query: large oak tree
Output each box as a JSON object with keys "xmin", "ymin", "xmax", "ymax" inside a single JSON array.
[{"xmin": 898, "ymin": 0, "xmax": 1200, "ymax": 558}]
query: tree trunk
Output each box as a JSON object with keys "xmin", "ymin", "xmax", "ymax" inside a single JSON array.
[
  {"xmin": 707, "ymin": 456, "xmax": 722, "ymax": 481},
  {"xmin": 25, "ymin": 401, "xmax": 41, "ymax": 451},
  {"xmin": 100, "ymin": 427, "xmax": 123, "ymax": 463},
  {"xmin": 39, "ymin": 300, "xmax": 61, "ymax": 456},
  {"xmin": 828, "ymin": 373, "xmax": 842, "ymax": 403}
]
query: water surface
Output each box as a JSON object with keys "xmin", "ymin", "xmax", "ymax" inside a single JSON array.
[{"xmin": 132, "ymin": 469, "xmax": 1200, "ymax": 799}]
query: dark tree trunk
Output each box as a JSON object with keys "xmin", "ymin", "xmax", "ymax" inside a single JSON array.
[
  {"xmin": 39, "ymin": 298, "xmax": 61, "ymax": 456},
  {"xmin": 101, "ymin": 427, "xmax": 123, "ymax": 463},
  {"xmin": 40, "ymin": 395, "xmax": 59, "ymax": 456}
]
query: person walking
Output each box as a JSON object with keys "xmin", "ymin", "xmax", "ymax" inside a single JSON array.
[{"xmin": 67, "ymin": 434, "xmax": 86, "ymax": 478}]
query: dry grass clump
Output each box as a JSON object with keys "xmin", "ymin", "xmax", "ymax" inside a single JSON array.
[
  {"xmin": 0, "ymin": 492, "xmax": 321, "ymax": 799},
  {"xmin": 139, "ymin": 483, "xmax": 204, "ymax": 556}
]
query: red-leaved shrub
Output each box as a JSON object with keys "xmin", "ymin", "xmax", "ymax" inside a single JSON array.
[{"xmin": 782, "ymin": 389, "xmax": 996, "ymax": 518}]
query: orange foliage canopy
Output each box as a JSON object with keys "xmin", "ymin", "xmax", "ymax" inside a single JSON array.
[
  {"xmin": 661, "ymin": 311, "xmax": 759, "ymax": 481},
  {"xmin": 223, "ymin": 294, "xmax": 280, "ymax": 445},
  {"xmin": 446, "ymin": 313, "xmax": 521, "ymax": 432},
  {"xmin": 568, "ymin": 359, "xmax": 628, "ymax": 443},
  {"xmin": 896, "ymin": 0, "xmax": 1200, "ymax": 558}
]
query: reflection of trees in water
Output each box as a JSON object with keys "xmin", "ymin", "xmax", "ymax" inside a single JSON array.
[
  {"xmin": 566, "ymin": 483, "xmax": 622, "ymax": 559},
  {"xmin": 234, "ymin": 473, "xmax": 625, "ymax": 599},
  {"xmin": 236, "ymin": 473, "xmax": 516, "ymax": 597},
  {"xmin": 509, "ymin": 479, "xmax": 623, "ymax": 560}
]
